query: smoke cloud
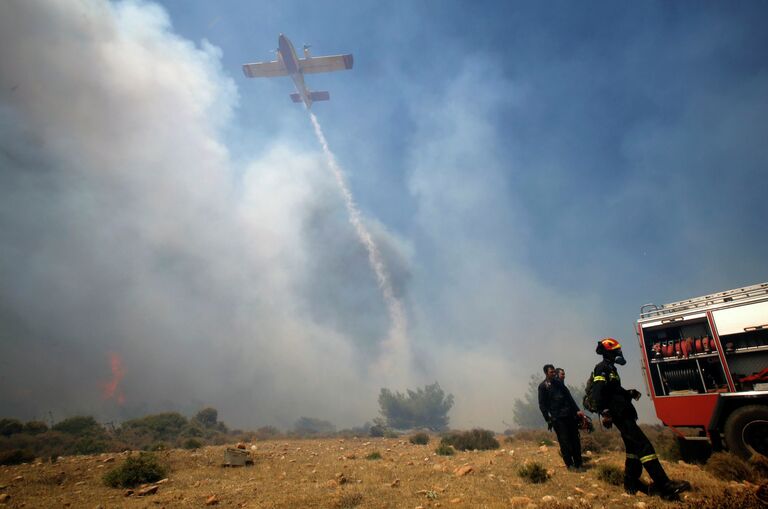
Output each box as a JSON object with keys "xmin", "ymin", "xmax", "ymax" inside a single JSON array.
[{"xmin": 0, "ymin": 0, "xmax": 671, "ymax": 430}]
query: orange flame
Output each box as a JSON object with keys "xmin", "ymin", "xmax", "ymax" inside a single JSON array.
[{"xmin": 103, "ymin": 352, "xmax": 126, "ymax": 405}]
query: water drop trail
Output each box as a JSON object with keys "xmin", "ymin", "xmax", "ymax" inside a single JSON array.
[{"xmin": 308, "ymin": 112, "xmax": 408, "ymax": 372}]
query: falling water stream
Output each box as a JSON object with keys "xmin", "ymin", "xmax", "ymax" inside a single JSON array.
[{"xmin": 308, "ymin": 112, "xmax": 408, "ymax": 373}]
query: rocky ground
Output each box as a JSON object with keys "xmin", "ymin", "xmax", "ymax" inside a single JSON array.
[{"xmin": 0, "ymin": 436, "xmax": 761, "ymax": 508}]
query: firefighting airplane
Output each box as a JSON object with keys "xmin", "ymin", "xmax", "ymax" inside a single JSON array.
[{"xmin": 242, "ymin": 34, "xmax": 353, "ymax": 109}]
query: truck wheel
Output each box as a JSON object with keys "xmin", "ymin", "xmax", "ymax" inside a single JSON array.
[{"xmin": 724, "ymin": 405, "xmax": 768, "ymax": 459}]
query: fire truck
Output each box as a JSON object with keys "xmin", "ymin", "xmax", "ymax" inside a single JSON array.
[{"xmin": 636, "ymin": 282, "xmax": 768, "ymax": 459}]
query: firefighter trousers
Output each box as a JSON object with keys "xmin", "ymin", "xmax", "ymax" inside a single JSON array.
[
  {"xmin": 614, "ymin": 415, "xmax": 669, "ymax": 488},
  {"xmin": 552, "ymin": 415, "xmax": 582, "ymax": 468}
]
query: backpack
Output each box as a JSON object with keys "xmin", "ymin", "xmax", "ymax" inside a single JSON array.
[{"xmin": 582, "ymin": 372, "xmax": 598, "ymax": 414}]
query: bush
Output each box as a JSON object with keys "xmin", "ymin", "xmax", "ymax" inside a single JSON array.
[
  {"xmin": 254, "ymin": 426, "xmax": 281, "ymax": 440},
  {"xmin": 23, "ymin": 421, "xmax": 49, "ymax": 435},
  {"xmin": 378, "ymin": 382, "xmax": 454, "ymax": 431},
  {"xmin": 122, "ymin": 413, "xmax": 188, "ymax": 442},
  {"xmin": 52, "ymin": 416, "xmax": 102, "ymax": 435},
  {"xmin": 193, "ymin": 408, "xmax": 218, "ymax": 429},
  {"xmin": 677, "ymin": 486, "xmax": 766, "ymax": 509},
  {"xmin": 440, "ymin": 429, "xmax": 499, "ymax": 451},
  {"xmin": 0, "ymin": 418, "xmax": 24, "ymax": 437},
  {"xmin": 540, "ymin": 438, "xmax": 554, "ymax": 446},
  {"xmin": 518, "ymin": 461, "xmax": 549, "ymax": 483},
  {"xmin": 596, "ymin": 464, "xmax": 623, "ymax": 486},
  {"xmin": 410, "ymin": 432, "xmax": 430, "ymax": 445},
  {"xmin": 293, "ymin": 416, "xmax": 336, "ymax": 436},
  {"xmin": 365, "ymin": 451, "xmax": 382, "ymax": 460},
  {"xmin": 103, "ymin": 453, "xmax": 168, "ymax": 488},
  {"xmin": 0, "ymin": 449, "xmax": 35, "ymax": 465},
  {"xmin": 183, "ymin": 438, "xmax": 203, "ymax": 450},
  {"xmin": 334, "ymin": 492, "xmax": 363, "ymax": 509},
  {"xmin": 705, "ymin": 452, "xmax": 756, "ymax": 482},
  {"xmin": 579, "ymin": 434, "xmax": 602, "ymax": 453},
  {"xmin": 435, "ymin": 443, "xmax": 455, "ymax": 456}
]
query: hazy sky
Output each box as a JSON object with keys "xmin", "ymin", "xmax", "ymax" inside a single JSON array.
[{"xmin": 1, "ymin": 0, "xmax": 766, "ymax": 429}]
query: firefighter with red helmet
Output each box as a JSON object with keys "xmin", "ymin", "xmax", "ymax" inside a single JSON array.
[{"xmin": 593, "ymin": 338, "xmax": 691, "ymax": 500}]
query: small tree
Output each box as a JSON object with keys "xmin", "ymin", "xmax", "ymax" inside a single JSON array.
[
  {"xmin": 378, "ymin": 382, "xmax": 454, "ymax": 431},
  {"xmin": 193, "ymin": 408, "xmax": 218, "ymax": 429}
]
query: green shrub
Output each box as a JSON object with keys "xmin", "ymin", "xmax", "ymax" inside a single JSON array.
[
  {"xmin": 122, "ymin": 413, "xmax": 187, "ymax": 442},
  {"xmin": 705, "ymin": 452, "xmax": 756, "ymax": 482},
  {"xmin": 183, "ymin": 438, "xmax": 203, "ymax": 450},
  {"xmin": 23, "ymin": 420, "xmax": 49, "ymax": 435},
  {"xmin": 539, "ymin": 438, "xmax": 554, "ymax": 446},
  {"xmin": 440, "ymin": 429, "xmax": 499, "ymax": 451},
  {"xmin": 73, "ymin": 435, "xmax": 110, "ymax": 455},
  {"xmin": 53, "ymin": 416, "xmax": 102, "ymax": 435},
  {"xmin": 596, "ymin": 464, "xmax": 623, "ymax": 486},
  {"xmin": 435, "ymin": 443, "xmax": 455, "ymax": 456},
  {"xmin": 518, "ymin": 462, "xmax": 549, "ymax": 483},
  {"xmin": 103, "ymin": 453, "xmax": 168, "ymax": 488},
  {"xmin": 0, "ymin": 418, "xmax": 24, "ymax": 437},
  {"xmin": 0, "ymin": 449, "xmax": 35, "ymax": 465},
  {"xmin": 365, "ymin": 451, "xmax": 382, "ymax": 460},
  {"xmin": 410, "ymin": 432, "xmax": 430, "ymax": 445}
]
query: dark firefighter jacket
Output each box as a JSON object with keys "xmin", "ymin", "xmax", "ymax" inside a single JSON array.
[
  {"xmin": 538, "ymin": 378, "xmax": 580, "ymax": 421},
  {"xmin": 591, "ymin": 360, "xmax": 638, "ymax": 420}
]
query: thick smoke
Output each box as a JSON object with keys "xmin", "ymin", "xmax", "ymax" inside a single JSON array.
[
  {"xmin": 0, "ymin": 0, "xmax": 410, "ymax": 428},
  {"xmin": 0, "ymin": 0, "xmax": 662, "ymax": 430}
]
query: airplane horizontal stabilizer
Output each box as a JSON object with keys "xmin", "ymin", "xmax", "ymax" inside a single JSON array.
[
  {"xmin": 289, "ymin": 93, "xmax": 302, "ymax": 103},
  {"xmin": 309, "ymin": 91, "xmax": 330, "ymax": 101}
]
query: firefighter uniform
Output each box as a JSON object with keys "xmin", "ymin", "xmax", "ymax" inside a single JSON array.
[
  {"xmin": 538, "ymin": 378, "xmax": 583, "ymax": 469},
  {"xmin": 592, "ymin": 338, "xmax": 690, "ymax": 500},
  {"xmin": 591, "ymin": 359, "xmax": 666, "ymax": 492}
]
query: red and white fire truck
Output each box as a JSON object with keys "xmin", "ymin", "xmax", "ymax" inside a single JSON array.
[{"xmin": 636, "ymin": 282, "xmax": 768, "ymax": 459}]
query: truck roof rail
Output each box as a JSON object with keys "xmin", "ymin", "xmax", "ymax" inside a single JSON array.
[{"xmin": 639, "ymin": 282, "xmax": 768, "ymax": 319}]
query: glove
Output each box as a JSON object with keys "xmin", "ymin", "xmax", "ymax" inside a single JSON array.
[
  {"xmin": 547, "ymin": 419, "xmax": 553, "ymax": 431},
  {"xmin": 601, "ymin": 410, "xmax": 613, "ymax": 429},
  {"xmin": 629, "ymin": 389, "xmax": 642, "ymax": 401}
]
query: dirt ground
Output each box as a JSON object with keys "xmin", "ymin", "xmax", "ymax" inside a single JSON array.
[{"xmin": 0, "ymin": 436, "xmax": 757, "ymax": 508}]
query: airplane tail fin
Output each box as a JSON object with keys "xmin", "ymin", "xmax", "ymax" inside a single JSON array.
[
  {"xmin": 310, "ymin": 91, "xmax": 330, "ymax": 102},
  {"xmin": 289, "ymin": 93, "xmax": 302, "ymax": 103}
]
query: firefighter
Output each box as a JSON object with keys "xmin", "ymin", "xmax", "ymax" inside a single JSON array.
[
  {"xmin": 538, "ymin": 364, "xmax": 584, "ymax": 470},
  {"xmin": 592, "ymin": 338, "xmax": 691, "ymax": 500}
]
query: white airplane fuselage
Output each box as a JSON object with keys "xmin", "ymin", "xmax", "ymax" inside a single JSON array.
[{"xmin": 277, "ymin": 34, "xmax": 312, "ymax": 108}]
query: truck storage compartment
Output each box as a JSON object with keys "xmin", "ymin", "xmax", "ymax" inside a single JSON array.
[{"xmin": 641, "ymin": 318, "xmax": 728, "ymax": 396}]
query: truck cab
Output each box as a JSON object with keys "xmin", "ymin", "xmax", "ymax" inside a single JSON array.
[{"xmin": 636, "ymin": 282, "xmax": 768, "ymax": 459}]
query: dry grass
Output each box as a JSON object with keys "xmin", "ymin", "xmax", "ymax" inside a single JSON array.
[
  {"xmin": 0, "ymin": 435, "xmax": 756, "ymax": 508},
  {"xmin": 704, "ymin": 452, "xmax": 756, "ymax": 482}
]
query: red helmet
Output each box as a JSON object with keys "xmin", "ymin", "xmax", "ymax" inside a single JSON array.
[{"xmin": 597, "ymin": 337, "xmax": 622, "ymax": 353}]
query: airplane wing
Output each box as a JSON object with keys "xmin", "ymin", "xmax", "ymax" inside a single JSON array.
[
  {"xmin": 242, "ymin": 60, "xmax": 289, "ymax": 78},
  {"xmin": 299, "ymin": 54, "xmax": 354, "ymax": 74}
]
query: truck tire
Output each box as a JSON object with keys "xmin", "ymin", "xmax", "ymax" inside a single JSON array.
[{"xmin": 724, "ymin": 405, "xmax": 768, "ymax": 459}]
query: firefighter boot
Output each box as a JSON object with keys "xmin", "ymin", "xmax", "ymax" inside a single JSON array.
[
  {"xmin": 644, "ymin": 459, "xmax": 690, "ymax": 501},
  {"xmin": 623, "ymin": 457, "xmax": 646, "ymax": 495}
]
